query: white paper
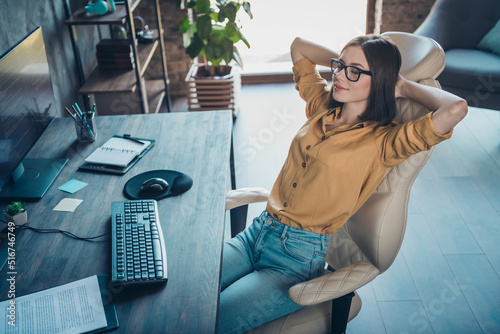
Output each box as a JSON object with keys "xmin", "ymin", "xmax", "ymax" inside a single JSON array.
[
  {"xmin": 84, "ymin": 137, "xmax": 151, "ymax": 167},
  {"xmin": 0, "ymin": 275, "xmax": 107, "ymax": 334},
  {"xmin": 53, "ymin": 198, "xmax": 84, "ymax": 212}
]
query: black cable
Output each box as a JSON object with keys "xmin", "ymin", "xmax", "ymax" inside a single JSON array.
[{"xmin": 0, "ymin": 219, "xmax": 110, "ymax": 242}]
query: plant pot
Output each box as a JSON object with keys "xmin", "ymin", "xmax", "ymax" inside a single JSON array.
[
  {"xmin": 4, "ymin": 211, "xmax": 28, "ymax": 226},
  {"xmin": 185, "ymin": 64, "xmax": 241, "ymax": 118}
]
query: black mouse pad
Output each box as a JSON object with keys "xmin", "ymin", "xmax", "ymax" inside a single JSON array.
[{"xmin": 124, "ymin": 170, "xmax": 192, "ymax": 200}]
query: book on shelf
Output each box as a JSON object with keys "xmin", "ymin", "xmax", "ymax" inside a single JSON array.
[
  {"xmin": 96, "ymin": 39, "xmax": 132, "ymax": 54},
  {"xmin": 96, "ymin": 51, "xmax": 133, "ymax": 60},
  {"xmin": 97, "ymin": 58, "xmax": 135, "ymax": 71}
]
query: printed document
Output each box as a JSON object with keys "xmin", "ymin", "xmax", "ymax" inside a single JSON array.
[{"xmin": 0, "ymin": 275, "xmax": 107, "ymax": 334}]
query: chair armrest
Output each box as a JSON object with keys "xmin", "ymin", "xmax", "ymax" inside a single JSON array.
[
  {"xmin": 225, "ymin": 187, "xmax": 270, "ymax": 211},
  {"xmin": 288, "ymin": 261, "xmax": 380, "ymax": 306}
]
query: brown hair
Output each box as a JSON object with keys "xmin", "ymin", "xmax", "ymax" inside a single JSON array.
[{"xmin": 326, "ymin": 34, "xmax": 401, "ymax": 126}]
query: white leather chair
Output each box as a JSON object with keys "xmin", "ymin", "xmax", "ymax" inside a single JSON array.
[{"xmin": 225, "ymin": 32, "xmax": 446, "ymax": 334}]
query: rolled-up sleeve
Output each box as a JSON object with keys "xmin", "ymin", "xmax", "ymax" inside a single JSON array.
[
  {"xmin": 377, "ymin": 112, "xmax": 453, "ymax": 167},
  {"xmin": 292, "ymin": 58, "xmax": 330, "ymax": 119}
]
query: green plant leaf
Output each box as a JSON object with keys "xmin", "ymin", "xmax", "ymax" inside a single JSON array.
[
  {"xmin": 217, "ymin": 8, "xmax": 225, "ymax": 22},
  {"xmin": 223, "ymin": 38, "xmax": 234, "ymax": 64},
  {"xmin": 179, "ymin": 15, "xmax": 191, "ymax": 33},
  {"xmin": 225, "ymin": 22, "xmax": 244, "ymax": 44},
  {"xmin": 196, "ymin": 0, "xmax": 211, "ymax": 14},
  {"xmin": 205, "ymin": 46, "xmax": 222, "ymax": 66},
  {"xmin": 186, "ymin": 34, "xmax": 204, "ymax": 59},
  {"xmin": 222, "ymin": 2, "xmax": 238, "ymax": 22},
  {"xmin": 242, "ymin": 1, "xmax": 253, "ymax": 19},
  {"xmin": 187, "ymin": 0, "xmax": 196, "ymax": 8},
  {"xmin": 240, "ymin": 32, "xmax": 250, "ymax": 49},
  {"xmin": 6, "ymin": 201, "xmax": 25, "ymax": 216},
  {"xmin": 233, "ymin": 47, "xmax": 243, "ymax": 68},
  {"xmin": 182, "ymin": 22, "xmax": 197, "ymax": 48},
  {"xmin": 196, "ymin": 14, "xmax": 212, "ymax": 39}
]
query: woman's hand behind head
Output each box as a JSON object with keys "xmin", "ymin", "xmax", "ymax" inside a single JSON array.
[{"xmin": 395, "ymin": 74, "xmax": 408, "ymax": 99}]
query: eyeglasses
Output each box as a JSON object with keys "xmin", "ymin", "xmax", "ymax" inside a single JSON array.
[{"xmin": 331, "ymin": 58, "xmax": 372, "ymax": 82}]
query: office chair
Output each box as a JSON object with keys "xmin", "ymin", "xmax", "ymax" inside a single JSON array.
[{"xmin": 225, "ymin": 32, "xmax": 446, "ymax": 334}]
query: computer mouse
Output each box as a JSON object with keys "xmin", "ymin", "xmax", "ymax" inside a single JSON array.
[
  {"xmin": 140, "ymin": 177, "xmax": 169, "ymax": 194},
  {"xmin": 170, "ymin": 174, "xmax": 193, "ymax": 196}
]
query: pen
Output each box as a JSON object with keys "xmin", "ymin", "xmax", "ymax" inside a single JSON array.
[
  {"xmin": 71, "ymin": 105, "xmax": 82, "ymax": 121},
  {"xmin": 66, "ymin": 107, "xmax": 85, "ymax": 128},
  {"xmin": 71, "ymin": 104, "xmax": 95, "ymax": 138},
  {"xmin": 74, "ymin": 102, "xmax": 84, "ymax": 118},
  {"xmin": 123, "ymin": 134, "xmax": 144, "ymax": 145}
]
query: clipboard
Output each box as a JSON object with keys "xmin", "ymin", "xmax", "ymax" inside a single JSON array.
[
  {"xmin": 78, "ymin": 135, "xmax": 155, "ymax": 175},
  {"xmin": 86, "ymin": 275, "xmax": 119, "ymax": 333}
]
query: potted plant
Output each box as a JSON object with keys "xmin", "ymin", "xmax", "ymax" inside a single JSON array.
[
  {"xmin": 4, "ymin": 201, "xmax": 28, "ymax": 226},
  {"xmin": 177, "ymin": 0, "xmax": 253, "ymax": 116}
]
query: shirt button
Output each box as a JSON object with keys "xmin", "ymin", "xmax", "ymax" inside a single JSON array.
[
  {"xmin": 306, "ymin": 145, "xmax": 311, "ymax": 150},
  {"xmin": 283, "ymin": 202, "xmax": 288, "ymax": 207},
  {"xmin": 321, "ymin": 135, "xmax": 326, "ymax": 140},
  {"xmin": 302, "ymin": 162, "xmax": 306, "ymax": 168},
  {"xmin": 273, "ymin": 214, "xmax": 278, "ymax": 218},
  {"xmin": 293, "ymin": 183, "xmax": 297, "ymax": 188}
]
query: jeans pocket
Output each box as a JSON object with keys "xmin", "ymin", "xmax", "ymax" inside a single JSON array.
[
  {"xmin": 253, "ymin": 225, "xmax": 269, "ymax": 263},
  {"xmin": 281, "ymin": 237, "xmax": 314, "ymax": 263}
]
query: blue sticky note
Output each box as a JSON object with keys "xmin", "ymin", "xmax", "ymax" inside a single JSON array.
[{"xmin": 58, "ymin": 178, "xmax": 88, "ymax": 194}]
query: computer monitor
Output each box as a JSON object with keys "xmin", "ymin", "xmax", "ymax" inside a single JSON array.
[{"xmin": 0, "ymin": 27, "xmax": 67, "ymax": 201}]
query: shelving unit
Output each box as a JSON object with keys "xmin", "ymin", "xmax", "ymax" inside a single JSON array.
[{"xmin": 65, "ymin": 0, "xmax": 171, "ymax": 115}]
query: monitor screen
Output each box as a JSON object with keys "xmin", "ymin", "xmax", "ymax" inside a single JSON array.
[{"xmin": 0, "ymin": 27, "xmax": 67, "ymax": 200}]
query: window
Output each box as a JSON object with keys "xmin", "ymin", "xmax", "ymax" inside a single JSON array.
[{"xmin": 238, "ymin": 0, "xmax": 368, "ymax": 78}]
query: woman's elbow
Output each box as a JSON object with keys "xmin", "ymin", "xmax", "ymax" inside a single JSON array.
[
  {"xmin": 290, "ymin": 37, "xmax": 305, "ymax": 64},
  {"xmin": 291, "ymin": 37, "xmax": 303, "ymax": 47},
  {"xmin": 453, "ymin": 98, "xmax": 468, "ymax": 122},
  {"xmin": 432, "ymin": 98, "xmax": 468, "ymax": 134}
]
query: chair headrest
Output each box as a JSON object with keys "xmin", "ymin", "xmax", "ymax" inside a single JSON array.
[{"xmin": 382, "ymin": 32, "xmax": 445, "ymax": 82}]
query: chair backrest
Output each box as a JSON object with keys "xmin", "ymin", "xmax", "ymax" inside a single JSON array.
[
  {"xmin": 326, "ymin": 32, "xmax": 445, "ymax": 274},
  {"xmin": 414, "ymin": 0, "xmax": 500, "ymax": 50}
]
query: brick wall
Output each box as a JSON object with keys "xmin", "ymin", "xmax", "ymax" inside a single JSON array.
[
  {"xmin": 370, "ymin": 0, "xmax": 436, "ymax": 34},
  {"xmin": 135, "ymin": 0, "xmax": 192, "ymax": 98}
]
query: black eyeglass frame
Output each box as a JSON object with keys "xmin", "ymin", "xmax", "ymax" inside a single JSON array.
[{"xmin": 331, "ymin": 58, "xmax": 372, "ymax": 82}]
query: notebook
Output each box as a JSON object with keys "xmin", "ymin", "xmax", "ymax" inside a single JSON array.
[
  {"xmin": 84, "ymin": 136, "xmax": 151, "ymax": 167},
  {"xmin": 78, "ymin": 135, "xmax": 155, "ymax": 174}
]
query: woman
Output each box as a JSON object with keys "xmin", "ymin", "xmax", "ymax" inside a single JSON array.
[{"xmin": 218, "ymin": 35, "xmax": 467, "ymax": 334}]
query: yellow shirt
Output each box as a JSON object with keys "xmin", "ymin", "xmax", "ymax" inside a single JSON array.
[{"xmin": 265, "ymin": 58, "xmax": 452, "ymax": 235}]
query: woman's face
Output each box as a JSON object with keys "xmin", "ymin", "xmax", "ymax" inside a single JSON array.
[{"xmin": 332, "ymin": 46, "xmax": 372, "ymax": 110}]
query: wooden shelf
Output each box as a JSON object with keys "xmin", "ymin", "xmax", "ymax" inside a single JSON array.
[
  {"xmin": 147, "ymin": 79, "xmax": 166, "ymax": 114},
  {"xmin": 91, "ymin": 79, "xmax": 166, "ymax": 115},
  {"xmin": 66, "ymin": 0, "xmax": 171, "ymax": 114},
  {"xmin": 79, "ymin": 39, "xmax": 159, "ymax": 94},
  {"xmin": 65, "ymin": 1, "xmax": 140, "ymax": 26}
]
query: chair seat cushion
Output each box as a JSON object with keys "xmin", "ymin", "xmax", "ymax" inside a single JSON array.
[{"xmin": 438, "ymin": 49, "xmax": 500, "ymax": 91}]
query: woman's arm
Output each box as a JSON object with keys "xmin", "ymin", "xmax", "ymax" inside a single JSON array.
[
  {"xmin": 290, "ymin": 37, "xmax": 340, "ymax": 67},
  {"xmin": 395, "ymin": 75, "xmax": 468, "ymax": 135}
]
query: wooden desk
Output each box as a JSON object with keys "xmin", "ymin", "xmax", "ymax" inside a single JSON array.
[{"xmin": 0, "ymin": 111, "xmax": 233, "ymax": 333}]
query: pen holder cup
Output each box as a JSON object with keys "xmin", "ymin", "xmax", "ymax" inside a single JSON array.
[{"xmin": 75, "ymin": 113, "xmax": 97, "ymax": 142}]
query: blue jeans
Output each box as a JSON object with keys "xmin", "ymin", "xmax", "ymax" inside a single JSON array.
[{"xmin": 218, "ymin": 211, "xmax": 330, "ymax": 334}]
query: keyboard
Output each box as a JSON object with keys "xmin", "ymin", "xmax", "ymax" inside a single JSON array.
[{"xmin": 111, "ymin": 199, "xmax": 167, "ymax": 285}]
